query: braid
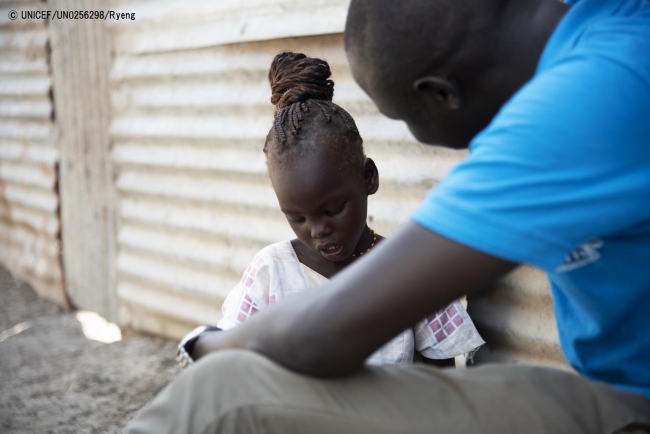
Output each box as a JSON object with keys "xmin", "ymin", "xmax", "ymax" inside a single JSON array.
[
  {"xmin": 313, "ymin": 100, "xmax": 332, "ymax": 122},
  {"xmin": 271, "ymin": 99, "xmax": 359, "ymax": 144},
  {"xmin": 289, "ymin": 102, "xmax": 302, "ymax": 135},
  {"xmin": 272, "ymin": 106, "xmax": 289, "ymax": 144},
  {"xmin": 265, "ymin": 52, "xmax": 365, "ymax": 175},
  {"xmin": 336, "ymin": 105, "xmax": 360, "ymax": 136}
]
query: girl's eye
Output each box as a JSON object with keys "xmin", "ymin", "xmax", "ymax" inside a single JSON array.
[
  {"xmin": 328, "ymin": 203, "xmax": 345, "ymax": 216},
  {"xmin": 288, "ymin": 216, "xmax": 305, "ymax": 224}
]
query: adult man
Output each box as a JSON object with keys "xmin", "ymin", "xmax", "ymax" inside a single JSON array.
[{"xmin": 127, "ymin": 0, "xmax": 650, "ymax": 432}]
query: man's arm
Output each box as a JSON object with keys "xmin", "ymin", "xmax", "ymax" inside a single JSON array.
[{"xmin": 195, "ymin": 222, "xmax": 516, "ymax": 376}]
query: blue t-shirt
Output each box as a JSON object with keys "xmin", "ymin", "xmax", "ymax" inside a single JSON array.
[{"xmin": 412, "ymin": 0, "xmax": 650, "ymax": 399}]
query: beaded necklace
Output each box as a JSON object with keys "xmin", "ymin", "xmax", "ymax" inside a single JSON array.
[{"xmin": 351, "ymin": 228, "xmax": 377, "ymax": 257}]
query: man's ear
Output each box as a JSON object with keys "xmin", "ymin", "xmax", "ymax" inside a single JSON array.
[
  {"xmin": 413, "ymin": 76, "xmax": 462, "ymax": 110},
  {"xmin": 362, "ymin": 158, "xmax": 379, "ymax": 195}
]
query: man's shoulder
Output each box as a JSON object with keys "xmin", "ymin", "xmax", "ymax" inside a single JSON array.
[{"xmin": 545, "ymin": 0, "xmax": 650, "ymax": 87}]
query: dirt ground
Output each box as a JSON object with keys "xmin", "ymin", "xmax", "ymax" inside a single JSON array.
[{"xmin": 0, "ymin": 267, "xmax": 181, "ymax": 434}]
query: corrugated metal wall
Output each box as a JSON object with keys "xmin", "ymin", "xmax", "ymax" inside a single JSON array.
[
  {"xmin": 106, "ymin": 0, "xmax": 460, "ymax": 339},
  {"xmin": 0, "ymin": 0, "xmax": 67, "ymax": 307},
  {"xmin": 105, "ymin": 0, "xmax": 567, "ymax": 368},
  {"xmin": 468, "ymin": 267, "xmax": 568, "ymax": 369}
]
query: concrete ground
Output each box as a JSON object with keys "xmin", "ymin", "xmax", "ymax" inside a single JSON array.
[{"xmin": 0, "ymin": 267, "xmax": 180, "ymax": 434}]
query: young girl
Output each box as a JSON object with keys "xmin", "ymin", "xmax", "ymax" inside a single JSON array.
[{"xmin": 216, "ymin": 52, "xmax": 483, "ymax": 365}]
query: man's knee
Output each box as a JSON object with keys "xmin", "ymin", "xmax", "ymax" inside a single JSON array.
[
  {"xmin": 188, "ymin": 349, "xmax": 277, "ymax": 401},
  {"xmin": 126, "ymin": 350, "xmax": 278, "ymax": 434},
  {"xmin": 193, "ymin": 349, "xmax": 270, "ymax": 377}
]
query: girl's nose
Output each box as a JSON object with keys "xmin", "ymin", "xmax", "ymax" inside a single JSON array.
[{"xmin": 310, "ymin": 220, "xmax": 332, "ymax": 239}]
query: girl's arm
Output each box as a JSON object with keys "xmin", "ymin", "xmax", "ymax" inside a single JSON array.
[
  {"xmin": 193, "ymin": 222, "xmax": 514, "ymax": 376},
  {"xmin": 193, "ymin": 255, "xmax": 270, "ymax": 359}
]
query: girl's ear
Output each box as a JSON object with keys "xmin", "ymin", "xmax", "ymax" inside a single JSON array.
[{"xmin": 362, "ymin": 158, "xmax": 379, "ymax": 195}]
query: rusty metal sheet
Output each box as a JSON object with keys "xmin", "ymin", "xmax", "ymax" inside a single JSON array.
[{"xmin": 0, "ymin": 0, "xmax": 66, "ymax": 307}]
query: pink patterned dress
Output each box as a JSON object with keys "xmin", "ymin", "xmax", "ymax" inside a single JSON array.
[{"xmin": 218, "ymin": 241, "xmax": 484, "ymax": 365}]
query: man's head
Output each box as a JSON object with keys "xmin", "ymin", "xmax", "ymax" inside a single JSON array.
[{"xmin": 344, "ymin": 0, "xmax": 569, "ymax": 148}]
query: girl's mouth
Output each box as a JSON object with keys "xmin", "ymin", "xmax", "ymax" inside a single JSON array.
[{"xmin": 319, "ymin": 244, "xmax": 345, "ymax": 260}]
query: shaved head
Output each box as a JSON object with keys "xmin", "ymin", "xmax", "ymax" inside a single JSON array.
[
  {"xmin": 344, "ymin": 0, "xmax": 569, "ymax": 148},
  {"xmin": 345, "ymin": 0, "xmax": 500, "ymax": 91}
]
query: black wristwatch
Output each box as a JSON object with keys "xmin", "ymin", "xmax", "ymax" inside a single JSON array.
[{"xmin": 176, "ymin": 325, "xmax": 221, "ymax": 368}]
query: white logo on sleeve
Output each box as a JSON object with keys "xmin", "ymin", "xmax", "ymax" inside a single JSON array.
[{"xmin": 556, "ymin": 239, "xmax": 603, "ymax": 273}]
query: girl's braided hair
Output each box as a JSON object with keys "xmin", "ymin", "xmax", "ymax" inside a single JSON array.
[{"xmin": 263, "ymin": 52, "xmax": 365, "ymax": 174}]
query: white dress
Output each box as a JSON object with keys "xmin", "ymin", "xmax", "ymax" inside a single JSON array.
[{"xmin": 218, "ymin": 241, "xmax": 484, "ymax": 365}]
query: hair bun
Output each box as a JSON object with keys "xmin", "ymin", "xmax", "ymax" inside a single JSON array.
[{"xmin": 269, "ymin": 52, "xmax": 334, "ymax": 114}]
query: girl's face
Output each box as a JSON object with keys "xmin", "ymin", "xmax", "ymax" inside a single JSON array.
[{"xmin": 270, "ymin": 149, "xmax": 378, "ymax": 264}]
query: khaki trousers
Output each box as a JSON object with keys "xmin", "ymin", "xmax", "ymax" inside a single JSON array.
[{"xmin": 126, "ymin": 350, "xmax": 650, "ymax": 434}]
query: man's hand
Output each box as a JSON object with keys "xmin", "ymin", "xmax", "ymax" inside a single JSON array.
[{"xmin": 196, "ymin": 222, "xmax": 516, "ymax": 376}]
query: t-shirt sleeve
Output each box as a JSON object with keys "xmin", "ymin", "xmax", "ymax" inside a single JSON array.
[
  {"xmin": 411, "ymin": 56, "xmax": 650, "ymax": 270},
  {"xmin": 217, "ymin": 255, "xmax": 271, "ymax": 330}
]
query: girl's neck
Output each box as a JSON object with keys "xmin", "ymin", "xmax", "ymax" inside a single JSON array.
[{"xmin": 291, "ymin": 226, "xmax": 383, "ymax": 279}]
